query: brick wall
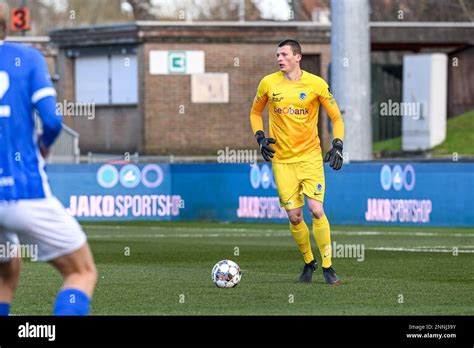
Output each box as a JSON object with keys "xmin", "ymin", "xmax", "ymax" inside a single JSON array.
[{"xmin": 65, "ymin": 106, "xmax": 141, "ymax": 153}]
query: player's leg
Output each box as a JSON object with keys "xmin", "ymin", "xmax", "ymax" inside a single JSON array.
[
  {"xmin": 300, "ymin": 157, "xmax": 341, "ymax": 284},
  {"xmin": 0, "ymin": 259, "xmax": 21, "ymax": 315},
  {"xmin": 50, "ymin": 243, "xmax": 97, "ymax": 315},
  {"xmin": 287, "ymin": 206, "xmax": 317, "ymax": 283},
  {"xmin": 49, "ymin": 244, "xmax": 96, "ymax": 296},
  {"xmin": 0, "ymin": 231, "xmax": 21, "ymax": 315},
  {"xmin": 272, "ymin": 162, "xmax": 316, "ymax": 282},
  {"xmin": 306, "ymin": 198, "xmax": 331, "ymax": 267},
  {"xmin": 307, "ymin": 198, "xmax": 340, "ymax": 284},
  {"xmin": 286, "ymin": 206, "xmax": 314, "ymax": 264},
  {"xmin": 1, "ymin": 197, "xmax": 97, "ymax": 315}
]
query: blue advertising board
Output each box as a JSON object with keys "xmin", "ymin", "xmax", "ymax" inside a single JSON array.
[{"xmin": 47, "ymin": 162, "xmax": 474, "ymax": 227}]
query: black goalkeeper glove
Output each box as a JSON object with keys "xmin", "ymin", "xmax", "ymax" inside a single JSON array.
[
  {"xmin": 255, "ymin": 131, "xmax": 276, "ymax": 162},
  {"xmin": 324, "ymin": 138, "xmax": 344, "ymax": 170}
]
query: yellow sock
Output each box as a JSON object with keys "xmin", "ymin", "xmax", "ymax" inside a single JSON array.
[
  {"xmin": 289, "ymin": 221, "xmax": 314, "ymax": 264},
  {"xmin": 312, "ymin": 215, "xmax": 332, "ymax": 268}
]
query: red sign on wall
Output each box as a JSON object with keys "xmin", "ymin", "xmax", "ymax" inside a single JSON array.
[{"xmin": 10, "ymin": 8, "xmax": 30, "ymax": 32}]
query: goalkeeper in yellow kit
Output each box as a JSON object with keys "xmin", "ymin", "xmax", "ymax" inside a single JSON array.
[{"xmin": 250, "ymin": 39, "xmax": 344, "ymax": 284}]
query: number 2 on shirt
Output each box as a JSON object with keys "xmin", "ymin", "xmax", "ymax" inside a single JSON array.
[{"xmin": 0, "ymin": 71, "xmax": 11, "ymax": 117}]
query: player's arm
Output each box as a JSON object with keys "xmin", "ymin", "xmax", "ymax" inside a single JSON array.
[
  {"xmin": 30, "ymin": 49, "xmax": 62, "ymax": 156},
  {"xmin": 250, "ymin": 78, "xmax": 276, "ymax": 161},
  {"xmin": 318, "ymin": 84, "xmax": 344, "ymax": 170}
]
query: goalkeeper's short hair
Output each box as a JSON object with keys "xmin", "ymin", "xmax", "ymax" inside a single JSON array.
[{"xmin": 278, "ymin": 39, "xmax": 302, "ymax": 56}]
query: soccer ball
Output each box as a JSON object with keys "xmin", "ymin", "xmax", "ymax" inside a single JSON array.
[{"xmin": 211, "ymin": 260, "xmax": 242, "ymax": 288}]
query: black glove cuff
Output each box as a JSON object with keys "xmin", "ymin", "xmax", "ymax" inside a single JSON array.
[
  {"xmin": 332, "ymin": 138, "xmax": 343, "ymax": 151},
  {"xmin": 255, "ymin": 131, "xmax": 265, "ymax": 145}
]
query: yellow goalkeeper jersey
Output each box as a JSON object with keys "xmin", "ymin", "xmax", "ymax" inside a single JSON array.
[{"xmin": 250, "ymin": 70, "xmax": 344, "ymax": 163}]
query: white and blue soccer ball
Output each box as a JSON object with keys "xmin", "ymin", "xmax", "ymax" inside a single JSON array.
[{"xmin": 211, "ymin": 260, "xmax": 242, "ymax": 288}]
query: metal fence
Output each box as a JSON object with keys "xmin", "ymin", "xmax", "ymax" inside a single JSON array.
[
  {"xmin": 83, "ymin": 152, "xmax": 218, "ymax": 163},
  {"xmin": 371, "ymin": 64, "xmax": 403, "ymax": 142},
  {"xmin": 47, "ymin": 125, "xmax": 80, "ymax": 164}
]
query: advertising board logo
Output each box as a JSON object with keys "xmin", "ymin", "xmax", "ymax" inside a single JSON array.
[
  {"xmin": 141, "ymin": 164, "xmax": 164, "ymax": 188},
  {"xmin": 97, "ymin": 164, "xmax": 165, "ymax": 189},
  {"xmin": 260, "ymin": 165, "xmax": 271, "ymax": 189},
  {"xmin": 249, "ymin": 164, "xmax": 277, "ymax": 190},
  {"xmin": 250, "ymin": 165, "xmax": 261, "ymax": 189},
  {"xmin": 380, "ymin": 164, "xmax": 415, "ymax": 191},
  {"xmin": 120, "ymin": 164, "xmax": 141, "ymax": 188},
  {"xmin": 97, "ymin": 164, "xmax": 119, "ymax": 189}
]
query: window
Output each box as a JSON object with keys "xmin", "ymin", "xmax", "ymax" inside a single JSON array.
[
  {"xmin": 75, "ymin": 56, "xmax": 109, "ymax": 104},
  {"xmin": 75, "ymin": 54, "xmax": 138, "ymax": 105},
  {"xmin": 111, "ymin": 55, "xmax": 138, "ymax": 104}
]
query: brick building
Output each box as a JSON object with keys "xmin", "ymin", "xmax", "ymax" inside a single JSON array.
[{"xmin": 50, "ymin": 22, "xmax": 332, "ymax": 155}]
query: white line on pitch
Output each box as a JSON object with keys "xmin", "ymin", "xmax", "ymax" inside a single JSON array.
[
  {"xmin": 86, "ymin": 233, "xmax": 290, "ymax": 238},
  {"xmin": 85, "ymin": 232, "xmax": 474, "ymax": 253},
  {"xmin": 81, "ymin": 225, "xmax": 474, "ymax": 237},
  {"xmin": 367, "ymin": 247, "xmax": 474, "ymax": 253}
]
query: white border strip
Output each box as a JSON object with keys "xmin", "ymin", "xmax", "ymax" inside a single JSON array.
[
  {"xmin": 31, "ymin": 87, "xmax": 56, "ymax": 104},
  {"xmin": 136, "ymin": 20, "xmax": 330, "ymax": 27},
  {"xmin": 370, "ymin": 21, "xmax": 474, "ymax": 28},
  {"xmin": 5, "ymin": 36, "xmax": 50, "ymax": 43},
  {"xmin": 135, "ymin": 21, "xmax": 474, "ymax": 28}
]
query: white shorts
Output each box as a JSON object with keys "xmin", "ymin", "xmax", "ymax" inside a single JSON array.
[{"xmin": 0, "ymin": 197, "xmax": 87, "ymax": 262}]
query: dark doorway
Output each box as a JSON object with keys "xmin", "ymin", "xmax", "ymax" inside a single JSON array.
[{"xmin": 301, "ymin": 54, "xmax": 321, "ymax": 75}]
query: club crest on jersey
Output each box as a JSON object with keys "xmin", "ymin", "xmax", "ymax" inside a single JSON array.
[
  {"xmin": 314, "ymin": 184, "xmax": 323, "ymax": 196},
  {"xmin": 299, "ymin": 92, "xmax": 307, "ymax": 100}
]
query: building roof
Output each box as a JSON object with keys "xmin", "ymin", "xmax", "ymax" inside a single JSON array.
[
  {"xmin": 49, "ymin": 21, "xmax": 474, "ymax": 50},
  {"xmin": 49, "ymin": 21, "xmax": 331, "ymax": 47}
]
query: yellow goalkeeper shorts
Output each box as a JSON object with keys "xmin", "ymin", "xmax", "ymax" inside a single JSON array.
[{"xmin": 272, "ymin": 155, "xmax": 325, "ymax": 210}]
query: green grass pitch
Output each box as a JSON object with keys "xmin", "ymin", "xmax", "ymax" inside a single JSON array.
[{"xmin": 11, "ymin": 221, "xmax": 474, "ymax": 315}]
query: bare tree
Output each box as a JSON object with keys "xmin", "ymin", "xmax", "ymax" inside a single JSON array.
[
  {"xmin": 126, "ymin": 0, "xmax": 156, "ymax": 20},
  {"xmin": 68, "ymin": 0, "xmax": 131, "ymax": 25},
  {"xmin": 193, "ymin": 0, "xmax": 261, "ymax": 21},
  {"xmin": 5, "ymin": 0, "xmax": 133, "ymax": 35},
  {"xmin": 292, "ymin": 0, "xmax": 330, "ymax": 21},
  {"xmin": 289, "ymin": 0, "xmax": 474, "ymax": 22},
  {"xmin": 4, "ymin": 0, "xmax": 61, "ymax": 35},
  {"xmin": 457, "ymin": 0, "xmax": 474, "ymax": 21},
  {"xmin": 370, "ymin": 0, "xmax": 474, "ymax": 21},
  {"xmin": 125, "ymin": 0, "xmax": 262, "ymax": 21}
]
